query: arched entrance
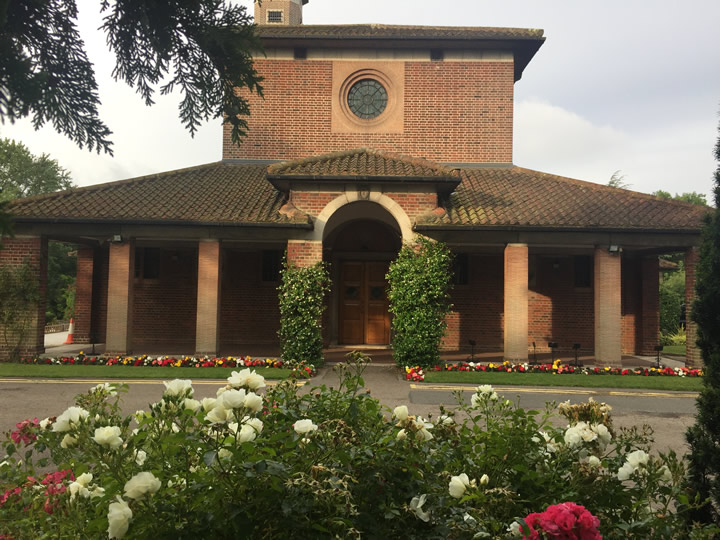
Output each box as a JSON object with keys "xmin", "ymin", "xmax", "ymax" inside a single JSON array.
[{"xmin": 324, "ymin": 202, "xmax": 402, "ymax": 346}]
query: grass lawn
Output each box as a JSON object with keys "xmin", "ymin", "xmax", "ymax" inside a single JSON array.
[
  {"xmin": 423, "ymin": 371, "xmax": 703, "ymax": 392},
  {"xmin": 0, "ymin": 364, "xmax": 293, "ymax": 380},
  {"xmin": 663, "ymin": 344, "xmax": 686, "ymax": 356}
]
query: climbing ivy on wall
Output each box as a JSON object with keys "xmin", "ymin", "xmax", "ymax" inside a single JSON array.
[
  {"xmin": 278, "ymin": 256, "xmax": 330, "ymax": 367},
  {"xmin": 387, "ymin": 236, "xmax": 453, "ymax": 369}
]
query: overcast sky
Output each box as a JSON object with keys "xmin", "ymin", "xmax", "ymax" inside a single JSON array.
[{"xmin": 2, "ymin": 0, "xmax": 719, "ymax": 202}]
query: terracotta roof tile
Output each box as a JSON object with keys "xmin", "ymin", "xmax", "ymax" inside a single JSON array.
[
  {"xmin": 418, "ymin": 166, "xmax": 709, "ymax": 231},
  {"xmin": 268, "ymin": 148, "xmax": 460, "ymax": 179},
  {"xmin": 257, "ymin": 24, "xmax": 544, "ymax": 41},
  {"xmin": 8, "ymin": 162, "xmax": 310, "ymax": 227}
]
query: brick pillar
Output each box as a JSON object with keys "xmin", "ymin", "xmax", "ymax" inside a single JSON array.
[
  {"xmin": 105, "ymin": 240, "xmax": 135, "ymax": 354},
  {"xmin": 594, "ymin": 247, "xmax": 622, "ymax": 366},
  {"xmin": 685, "ymin": 247, "xmax": 701, "ymax": 368},
  {"xmin": 504, "ymin": 243, "xmax": 528, "ymax": 361},
  {"xmin": 0, "ymin": 236, "xmax": 47, "ymax": 360},
  {"xmin": 287, "ymin": 240, "xmax": 322, "ymax": 267},
  {"xmin": 74, "ymin": 247, "xmax": 94, "ymax": 344},
  {"xmin": 640, "ymin": 256, "xmax": 660, "ymax": 355},
  {"xmin": 195, "ymin": 240, "xmax": 222, "ymax": 355}
]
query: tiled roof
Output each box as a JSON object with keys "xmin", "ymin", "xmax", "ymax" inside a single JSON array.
[
  {"xmin": 8, "ymin": 162, "xmax": 310, "ymax": 227},
  {"xmin": 257, "ymin": 24, "xmax": 544, "ymax": 42},
  {"xmin": 268, "ymin": 148, "xmax": 461, "ymax": 179},
  {"xmin": 417, "ymin": 166, "xmax": 709, "ymax": 231}
]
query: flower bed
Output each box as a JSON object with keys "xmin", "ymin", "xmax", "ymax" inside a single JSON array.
[
  {"xmin": 405, "ymin": 360, "xmax": 703, "ymax": 382},
  {"xmin": 18, "ymin": 354, "xmax": 316, "ymax": 377}
]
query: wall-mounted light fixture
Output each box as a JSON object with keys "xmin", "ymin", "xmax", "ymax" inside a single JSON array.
[
  {"xmin": 608, "ymin": 245, "xmax": 622, "ymax": 253},
  {"xmin": 110, "ymin": 234, "xmax": 123, "ymax": 243}
]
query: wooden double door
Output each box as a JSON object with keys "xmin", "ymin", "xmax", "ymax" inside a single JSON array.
[{"xmin": 339, "ymin": 261, "xmax": 390, "ymax": 345}]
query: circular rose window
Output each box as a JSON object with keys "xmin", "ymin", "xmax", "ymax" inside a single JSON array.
[{"xmin": 347, "ymin": 79, "xmax": 388, "ymax": 120}]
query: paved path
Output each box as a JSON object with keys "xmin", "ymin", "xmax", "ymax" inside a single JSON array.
[{"xmin": 0, "ymin": 363, "xmax": 697, "ymax": 457}]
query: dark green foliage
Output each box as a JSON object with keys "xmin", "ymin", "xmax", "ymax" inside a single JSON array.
[
  {"xmin": 0, "ymin": 260, "xmax": 40, "ymax": 361},
  {"xmin": 0, "ymin": 200, "xmax": 11, "ymax": 244},
  {"xmin": 686, "ymin": 116, "xmax": 720, "ymax": 524},
  {"xmin": 0, "ymin": 0, "xmax": 263, "ymax": 154},
  {"xmin": 0, "ymin": 138, "xmax": 73, "ymax": 201},
  {"xmin": 278, "ymin": 257, "xmax": 330, "ymax": 367},
  {"xmin": 387, "ymin": 236, "xmax": 453, "ymax": 368},
  {"xmin": 653, "ymin": 190, "xmax": 708, "ymax": 206},
  {"xmin": 45, "ymin": 242, "xmax": 76, "ymax": 323},
  {"xmin": 659, "ymin": 268, "xmax": 685, "ymax": 339}
]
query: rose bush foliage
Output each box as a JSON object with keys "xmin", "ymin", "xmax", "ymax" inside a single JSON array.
[{"xmin": 0, "ymin": 356, "xmax": 716, "ymax": 538}]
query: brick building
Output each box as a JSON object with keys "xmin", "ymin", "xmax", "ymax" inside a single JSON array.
[{"xmin": 1, "ymin": 0, "xmax": 709, "ymax": 366}]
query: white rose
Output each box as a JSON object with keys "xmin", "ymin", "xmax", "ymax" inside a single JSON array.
[
  {"xmin": 123, "ymin": 471, "xmax": 161, "ymax": 500},
  {"xmin": 409, "ymin": 493, "xmax": 431, "ymax": 522},
  {"xmin": 238, "ymin": 424, "xmax": 258, "ymax": 443},
  {"xmin": 564, "ymin": 426, "xmax": 583, "ymax": 447},
  {"xmin": 206, "ymin": 405, "xmax": 230, "ymax": 424},
  {"xmin": 163, "ymin": 379, "xmax": 193, "ymax": 397},
  {"xmin": 661, "ymin": 465, "xmax": 672, "ymax": 482},
  {"xmin": 477, "ymin": 385, "xmax": 493, "ymax": 394},
  {"xmin": 229, "ymin": 368, "xmax": 267, "ymax": 391},
  {"xmin": 61, "ymin": 434, "xmax": 77, "ymax": 448},
  {"xmin": 437, "ymin": 415, "xmax": 454, "ymax": 426},
  {"xmin": 243, "ymin": 392, "xmax": 263, "ymax": 413},
  {"xmin": 107, "ymin": 496, "xmax": 132, "ymax": 539},
  {"xmin": 93, "ymin": 426, "xmax": 124, "ymax": 449},
  {"xmin": 201, "ymin": 397, "xmax": 217, "ymax": 412},
  {"xmin": 587, "ymin": 456, "xmax": 601, "ymax": 468},
  {"xmin": 393, "ymin": 405, "xmax": 409, "ymax": 422},
  {"xmin": 219, "ymin": 388, "xmax": 247, "ymax": 409},
  {"xmin": 39, "ymin": 417, "xmax": 51, "ymax": 429},
  {"xmin": 592, "ymin": 424, "xmax": 612, "ymax": 446},
  {"xmin": 449, "ymin": 473, "xmax": 472, "ymax": 499},
  {"xmin": 293, "ymin": 419, "xmax": 318, "ymax": 435},
  {"xmin": 91, "ymin": 486, "xmax": 105, "ymax": 498},
  {"xmin": 53, "ymin": 406, "xmax": 89, "ymax": 432},
  {"xmin": 184, "ymin": 398, "xmax": 201, "ymax": 412},
  {"xmin": 243, "ymin": 417, "xmax": 264, "ymax": 434},
  {"xmin": 416, "ymin": 428, "xmax": 433, "ymax": 441},
  {"xmin": 617, "ymin": 462, "xmax": 635, "ymax": 481},
  {"xmin": 218, "ymin": 448, "xmax": 233, "ymax": 460},
  {"xmin": 134, "ymin": 449, "xmax": 147, "ymax": 466},
  {"xmin": 480, "ymin": 474, "xmax": 489, "ymax": 485},
  {"xmin": 396, "ymin": 429, "xmax": 407, "ymax": 440},
  {"xmin": 93, "ymin": 382, "xmax": 117, "ymax": 396},
  {"xmin": 68, "ymin": 481, "xmax": 90, "ymax": 501},
  {"xmin": 626, "ymin": 449, "xmax": 649, "ymax": 469},
  {"xmin": 470, "ymin": 394, "xmax": 481, "ymax": 407}
]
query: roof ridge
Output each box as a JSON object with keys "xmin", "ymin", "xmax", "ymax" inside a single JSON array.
[
  {"xmin": 510, "ymin": 166, "xmax": 711, "ymax": 209},
  {"xmin": 8, "ymin": 161, "xmax": 233, "ymax": 207}
]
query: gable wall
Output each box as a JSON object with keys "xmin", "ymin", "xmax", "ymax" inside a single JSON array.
[{"xmin": 224, "ymin": 57, "xmax": 514, "ymax": 163}]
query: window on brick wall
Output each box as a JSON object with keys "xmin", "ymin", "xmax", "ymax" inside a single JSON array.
[
  {"xmin": 574, "ymin": 255, "xmax": 592, "ymax": 288},
  {"xmin": 262, "ymin": 250, "xmax": 282, "ymax": 282},
  {"xmin": 135, "ymin": 248, "xmax": 161, "ymax": 281},
  {"xmin": 452, "ymin": 253, "xmax": 469, "ymax": 285},
  {"xmin": 267, "ymin": 10, "xmax": 283, "ymax": 23}
]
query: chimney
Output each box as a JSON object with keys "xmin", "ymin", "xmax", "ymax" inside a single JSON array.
[{"xmin": 255, "ymin": 0, "xmax": 308, "ymax": 26}]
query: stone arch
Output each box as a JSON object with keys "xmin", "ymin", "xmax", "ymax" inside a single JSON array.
[{"xmin": 312, "ymin": 191, "xmax": 414, "ymax": 244}]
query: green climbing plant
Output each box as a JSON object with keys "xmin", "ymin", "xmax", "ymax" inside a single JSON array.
[
  {"xmin": 278, "ymin": 256, "xmax": 330, "ymax": 367},
  {"xmin": 387, "ymin": 236, "xmax": 453, "ymax": 369}
]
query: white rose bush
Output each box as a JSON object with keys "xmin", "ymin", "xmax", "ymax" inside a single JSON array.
[{"xmin": 0, "ymin": 354, "xmax": 717, "ymax": 538}]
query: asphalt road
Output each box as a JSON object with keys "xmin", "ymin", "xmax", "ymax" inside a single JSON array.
[{"xmin": 0, "ymin": 365, "xmax": 698, "ymax": 457}]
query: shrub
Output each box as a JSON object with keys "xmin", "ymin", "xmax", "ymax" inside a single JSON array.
[
  {"xmin": 1, "ymin": 357, "xmax": 715, "ymax": 538},
  {"xmin": 277, "ymin": 256, "xmax": 330, "ymax": 367},
  {"xmin": 387, "ymin": 236, "xmax": 453, "ymax": 368}
]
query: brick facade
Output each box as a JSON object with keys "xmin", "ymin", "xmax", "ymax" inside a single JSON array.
[
  {"xmin": 106, "ymin": 241, "xmax": 135, "ymax": 354},
  {"xmin": 74, "ymin": 247, "xmax": 94, "ymax": 344},
  {"xmin": 195, "ymin": 241, "xmax": 221, "ymax": 355},
  {"xmin": 0, "ymin": 236, "xmax": 47, "ymax": 360},
  {"xmin": 685, "ymin": 247, "xmax": 701, "ymax": 367},
  {"xmin": 224, "ymin": 59, "xmax": 514, "ymax": 164},
  {"xmin": 594, "ymin": 248, "xmax": 622, "ymax": 367},
  {"xmin": 287, "ymin": 240, "xmax": 323, "ymax": 267},
  {"xmin": 504, "ymin": 244, "xmax": 529, "ymax": 361}
]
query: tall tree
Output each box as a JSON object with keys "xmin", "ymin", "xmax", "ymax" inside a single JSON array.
[
  {"xmin": 0, "ymin": 0, "xmax": 263, "ymax": 155},
  {"xmin": 685, "ymin": 115, "xmax": 720, "ymax": 524},
  {"xmin": 653, "ymin": 190, "xmax": 708, "ymax": 206},
  {"xmin": 0, "ymin": 138, "xmax": 73, "ymax": 200},
  {"xmin": 607, "ymin": 170, "xmax": 631, "ymax": 189}
]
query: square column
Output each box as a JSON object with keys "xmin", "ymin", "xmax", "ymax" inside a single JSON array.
[
  {"xmin": 594, "ymin": 247, "xmax": 622, "ymax": 366},
  {"xmin": 640, "ymin": 256, "xmax": 660, "ymax": 355},
  {"xmin": 504, "ymin": 243, "xmax": 528, "ymax": 361},
  {"xmin": 195, "ymin": 240, "xmax": 222, "ymax": 355},
  {"xmin": 105, "ymin": 240, "xmax": 135, "ymax": 354},
  {"xmin": 74, "ymin": 247, "xmax": 94, "ymax": 344},
  {"xmin": 685, "ymin": 247, "xmax": 701, "ymax": 368}
]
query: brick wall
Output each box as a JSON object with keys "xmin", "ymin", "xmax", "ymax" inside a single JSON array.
[
  {"xmin": 132, "ymin": 248, "xmax": 197, "ymax": 352},
  {"xmin": 91, "ymin": 246, "xmax": 108, "ymax": 345},
  {"xmin": 621, "ymin": 257, "xmax": 641, "ymax": 354},
  {"xmin": 640, "ymin": 257, "xmax": 660, "ymax": 355},
  {"xmin": 223, "ymin": 59, "xmax": 514, "ymax": 163},
  {"xmin": 287, "ymin": 241, "xmax": 323, "ymax": 267},
  {"xmin": 0, "ymin": 236, "xmax": 47, "ymax": 359},
  {"xmin": 74, "ymin": 247, "xmax": 94, "ymax": 344},
  {"xmin": 220, "ymin": 250, "xmax": 281, "ymax": 351},
  {"xmin": 292, "ymin": 190, "xmax": 438, "ymax": 222},
  {"xmin": 528, "ymin": 256, "xmax": 594, "ymax": 355},
  {"xmin": 685, "ymin": 247, "xmax": 701, "ymax": 367}
]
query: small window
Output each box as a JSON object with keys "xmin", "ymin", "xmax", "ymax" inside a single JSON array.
[
  {"xmin": 267, "ymin": 10, "xmax": 283, "ymax": 23},
  {"xmin": 135, "ymin": 248, "xmax": 161, "ymax": 280},
  {"xmin": 262, "ymin": 250, "xmax": 282, "ymax": 282},
  {"xmin": 294, "ymin": 47, "xmax": 307, "ymax": 60},
  {"xmin": 452, "ymin": 253, "xmax": 469, "ymax": 285},
  {"xmin": 574, "ymin": 256, "xmax": 592, "ymax": 288},
  {"xmin": 430, "ymin": 49, "xmax": 444, "ymax": 61}
]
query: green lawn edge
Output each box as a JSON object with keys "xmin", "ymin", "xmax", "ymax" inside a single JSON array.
[
  {"xmin": 423, "ymin": 371, "xmax": 703, "ymax": 392},
  {"xmin": 0, "ymin": 364, "xmax": 293, "ymax": 380}
]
